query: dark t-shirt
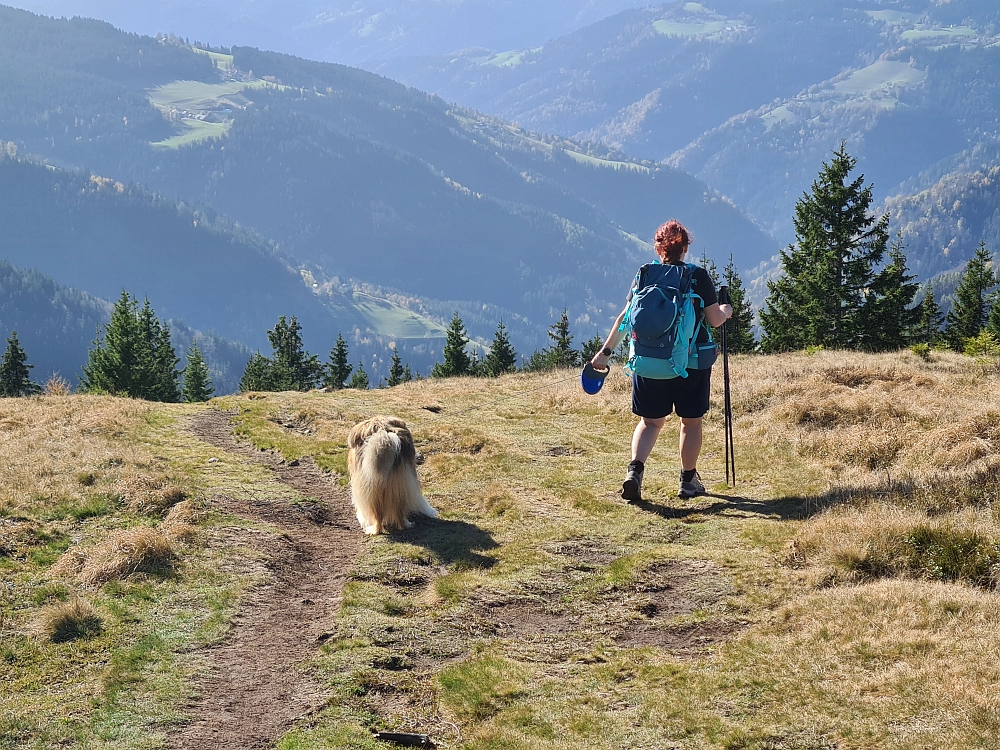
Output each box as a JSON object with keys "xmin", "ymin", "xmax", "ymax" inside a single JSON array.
[{"xmin": 627, "ymin": 262, "xmax": 718, "ymax": 344}]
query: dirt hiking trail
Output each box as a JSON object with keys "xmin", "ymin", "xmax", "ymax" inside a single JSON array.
[{"xmin": 169, "ymin": 409, "xmax": 363, "ymax": 750}]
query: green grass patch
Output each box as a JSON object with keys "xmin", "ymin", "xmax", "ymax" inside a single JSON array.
[
  {"xmin": 902, "ymin": 26, "xmax": 977, "ymax": 42},
  {"xmin": 438, "ymin": 654, "xmax": 528, "ymax": 721},
  {"xmin": 833, "ymin": 60, "xmax": 927, "ymax": 95},
  {"xmin": 653, "ymin": 19, "xmax": 729, "ymax": 37}
]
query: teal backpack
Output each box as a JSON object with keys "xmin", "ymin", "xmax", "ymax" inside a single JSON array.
[{"xmin": 622, "ymin": 263, "xmax": 716, "ymax": 379}]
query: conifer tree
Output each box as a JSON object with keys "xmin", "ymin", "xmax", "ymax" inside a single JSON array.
[
  {"xmin": 347, "ymin": 361, "xmax": 370, "ymax": 389},
  {"xmin": 0, "ymin": 331, "xmax": 39, "ymax": 397},
  {"xmin": 152, "ymin": 316, "xmax": 181, "ymax": 402},
  {"xmin": 580, "ymin": 334, "xmax": 605, "ymax": 364},
  {"xmin": 401, "ymin": 364, "xmax": 413, "ymax": 383},
  {"xmin": 387, "ymin": 346, "xmax": 405, "ymax": 387},
  {"xmin": 856, "ymin": 237, "xmax": 920, "ymax": 351},
  {"xmin": 432, "ymin": 312, "xmax": 471, "ymax": 377},
  {"xmin": 945, "ymin": 242, "xmax": 998, "ymax": 349},
  {"xmin": 544, "ymin": 308, "xmax": 578, "ymax": 369},
  {"xmin": 267, "ymin": 316, "xmax": 321, "ymax": 391},
  {"xmin": 81, "ymin": 291, "xmax": 179, "ymax": 401},
  {"xmin": 721, "ymin": 256, "xmax": 757, "ymax": 353},
  {"xmin": 482, "ymin": 320, "xmax": 518, "ymax": 376},
  {"xmin": 760, "ymin": 144, "xmax": 891, "ymax": 352},
  {"xmin": 181, "ymin": 342, "xmax": 214, "ymax": 402},
  {"xmin": 325, "ymin": 334, "xmax": 353, "ymax": 390},
  {"xmin": 239, "ymin": 352, "xmax": 273, "ymax": 392},
  {"xmin": 916, "ymin": 283, "xmax": 946, "ymax": 346}
]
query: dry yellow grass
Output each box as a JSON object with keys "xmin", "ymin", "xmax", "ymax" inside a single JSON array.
[
  {"xmin": 33, "ymin": 597, "xmax": 103, "ymax": 643},
  {"xmin": 52, "ymin": 527, "xmax": 176, "ymax": 584}
]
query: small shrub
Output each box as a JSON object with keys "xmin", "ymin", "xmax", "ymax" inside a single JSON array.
[
  {"xmin": 43, "ymin": 374, "xmax": 72, "ymax": 396},
  {"xmin": 964, "ymin": 331, "xmax": 1000, "ymax": 358},
  {"xmin": 36, "ymin": 598, "xmax": 102, "ymax": 643},
  {"xmin": 804, "ymin": 345, "xmax": 825, "ymax": 356},
  {"xmin": 911, "ymin": 342, "xmax": 932, "ymax": 361},
  {"xmin": 904, "ymin": 526, "xmax": 1000, "ymax": 587}
]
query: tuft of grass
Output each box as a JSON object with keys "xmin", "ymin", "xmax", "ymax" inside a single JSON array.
[
  {"xmin": 35, "ymin": 597, "xmax": 103, "ymax": 643},
  {"xmin": 53, "ymin": 528, "xmax": 176, "ymax": 584}
]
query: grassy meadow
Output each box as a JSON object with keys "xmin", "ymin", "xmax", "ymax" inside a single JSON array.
[{"xmin": 3, "ymin": 349, "xmax": 1000, "ymax": 748}]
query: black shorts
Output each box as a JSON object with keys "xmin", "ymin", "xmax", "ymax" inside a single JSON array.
[{"xmin": 632, "ymin": 368, "xmax": 712, "ymax": 420}]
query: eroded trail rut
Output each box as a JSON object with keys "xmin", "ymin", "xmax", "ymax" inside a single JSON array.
[{"xmin": 170, "ymin": 409, "xmax": 362, "ymax": 750}]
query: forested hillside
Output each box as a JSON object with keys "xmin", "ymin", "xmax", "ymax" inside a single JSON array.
[
  {"xmin": 374, "ymin": 0, "xmax": 1000, "ymax": 278},
  {"xmin": 0, "ymin": 5, "xmax": 775, "ymax": 352},
  {"xmin": 0, "ymin": 260, "xmax": 252, "ymax": 393}
]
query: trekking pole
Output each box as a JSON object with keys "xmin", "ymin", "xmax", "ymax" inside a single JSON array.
[{"xmin": 718, "ymin": 286, "xmax": 736, "ymax": 486}]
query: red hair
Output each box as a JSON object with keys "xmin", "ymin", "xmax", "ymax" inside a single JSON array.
[{"xmin": 654, "ymin": 220, "xmax": 691, "ymax": 263}]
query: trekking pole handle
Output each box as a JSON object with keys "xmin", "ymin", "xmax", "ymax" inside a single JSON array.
[{"xmin": 719, "ymin": 285, "xmax": 729, "ymax": 306}]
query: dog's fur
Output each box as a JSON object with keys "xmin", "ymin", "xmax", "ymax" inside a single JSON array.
[{"xmin": 347, "ymin": 416, "xmax": 437, "ymax": 535}]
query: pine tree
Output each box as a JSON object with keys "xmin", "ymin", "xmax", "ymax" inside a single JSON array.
[
  {"xmin": 0, "ymin": 331, "xmax": 39, "ymax": 397},
  {"xmin": 152, "ymin": 316, "xmax": 181, "ymax": 402},
  {"xmin": 80, "ymin": 291, "xmax": 179, "ymax": 401},
  {"xmin": 543, "ymin": 308, "xmax": 578, "ymax": 369},
  {"xmin": 387, "ymin": 346, "xmax": 405, "ymax": 386},
  {"xmin": 759, "ymin": 144, "xmax": 891, "ymax": 352},
  {"xmin": 482, "ymin": 320, "xmax": 518, "ymax": 376},
  {"xmin": 181, "ymin": 342, "xmax": 214, "ymax": 402},
  {"xmin": 721, "ymin": 256, "xmax": 757, "ymax": 354},
  {"xmin": 239, "ymin": 352, "xmax": 273, "ymax": 392},
  {"xmin": 916, "ymin": 283, "xmax": 946, "ymax": 346},
  {"xmin": 267, "ymin": 316, "xmax": 321, "ymax": 391},
  {"xmin": 856, "ymin": 237, "xmax": 920, "ymax": 351},
  {"xmin": 945, "ymin": 242, "xmax": 998, "ymax": 349},
  {"xmin": 401, "ymin": 364, "xmax": 413, "ymax": 383},
  {"xmin": 580, "ymin": 334, "xmax": 605, "ymax": 364},
  {"xmin": 432, "ymin": 312, "xmax": 471, "ymax": 377},
  {"xmin": 347, "ymin": 361, "xmax": 370, "ymax": 389},
  {"xmin": 324, "ymin": 334, "xmax": 353, "ymax": 390}
]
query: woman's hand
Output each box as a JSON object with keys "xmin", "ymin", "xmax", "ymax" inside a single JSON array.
[
  {"xmin": 591, "ymin": 350, "xmax": 611, "ymax": 370},
  {"xmin": 705, "ymin": 302, "xmax": 733, "ymax": 328}
]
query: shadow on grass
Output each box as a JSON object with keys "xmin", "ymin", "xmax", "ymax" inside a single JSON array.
[
  {"xmin": 391, "ymin": 517, "xmax": 500, "ymax": 570},
  {"xmin": 630, "ymin": 492, "xmax": 813, "ymax": 522}
]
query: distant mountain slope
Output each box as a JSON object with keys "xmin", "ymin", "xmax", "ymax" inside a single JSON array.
[
  {"xmin": 3, "ymin": 0, "xmax": 653, "ymax": 65},
  {"xmin": 0, "ymin": 150, "xmax": 392, "ymax": 355},
  {"xmin": 0, "ymin": 260, "xmax": 252, "ymax": 393},
  {"xmin": 375, "ymin": 2, "xmax": 883, "ymax": 158},
  {"xmin": 0, "ymin": 7, "xmax": 776, "ymax": 350}
]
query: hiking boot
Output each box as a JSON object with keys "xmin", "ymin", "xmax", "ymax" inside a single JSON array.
[
  {"xmin": 621, "ymin": 463, "xmax": 644, "ymax": 503},
  {"xmin": 678, "ymin": 470, "xmax": 705, "ymax": 498}
]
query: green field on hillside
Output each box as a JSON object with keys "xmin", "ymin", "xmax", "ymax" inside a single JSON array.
[
  {"xmin": 352, "ymin": 293, "xmax": 448, "ymax": 338},
  {"xmin": 562, "ymin": 149, "xmax": 651, "ymax": 174},
  {"xmin": 902, "ymin": 26, "xmax": 977, "ymax": 42},
  {"xmin": 833, "ymin": 60, "xmax": 928, "ymax": 95}
]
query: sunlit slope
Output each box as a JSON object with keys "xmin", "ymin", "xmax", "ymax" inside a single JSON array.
[{"xmin": 4, "ymin": 348, "xmax": 1000, "ymax": 748}]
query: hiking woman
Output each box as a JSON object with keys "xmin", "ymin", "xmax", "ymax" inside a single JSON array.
[{"xmin": 590, "ymin": 220, "xmax": 732, "ymax": 501}]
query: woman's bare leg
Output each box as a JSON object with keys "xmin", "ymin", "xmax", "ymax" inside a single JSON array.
[
  {"xmin": 679, "ymin": 417, "xmax": 703, "ymax": 471},
  {"xmin": 632, "ymin": 417, "xmax": 667, "ymax": 462}
]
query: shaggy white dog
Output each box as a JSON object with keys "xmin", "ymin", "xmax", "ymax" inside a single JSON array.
[{"xmin": 347, "ymin": 416, "xmax": 437, "ymax": 535}]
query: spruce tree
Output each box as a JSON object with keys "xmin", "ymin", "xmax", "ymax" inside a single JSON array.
[
  {"xmin": 181, "ymin": 342, "xmax": 214, "ymax": 402},
  {"xmin": 402, "ymin": 364, "xmax": 413, "ymax": 383},
  {"xmin": 759, "ymin": 144, "xmax": 891, "ymax": 352},
  {"xmin": 0, "ymin": 331, "xmax": 39, "ymax": 397},
  {"xmin": 347, "ymin": 361, "xmax": 370, "ymax": 389},
  {"xmin": 239, "ymin": 352, "xmax": 273, "ymax": 392},
  {"xmin": 916, "ymin": 283, "xmax": 946, "ymax": 346},
  {"xmin": 387, "ymin": 346, "xmax": 405, "ymax": 387},
  {"xmin": 721, "ymin": 256, "xmax": 757, "ymax": 354},
  {"xmin": 856, "ymin": 237, "xmax": 920, "ymax": 351},
  {"xmin": 482, "ymin": 320, "xmax": 518, "ymax": 376},
  {"xmin": 543, "ymin": 309, "xmax": 578, "ymax": 369},
  {"xmin": 81, "ymin": 291, "xmax": 179, "ymax": 401},
  {"xmin": 325, "ymin": 334, "xmax": 353, "ymax": 390},
  {"xmin": 945, "ymin": 242, "xmax": 997, "ymax": 349},
  {"xmin": 432, "ymin": 312, "xmax": 471, "ymax": 377},
  {"xmin": 580, "ymin": 335, "xmax": 605, "ymax": 364},
  {"xmin": 152, "ymin": 316, "xmax": 181, "ymax": 402},
  {"xmin": 268, "ymin": 316, "xmax": 322, "ymax": 391}
]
